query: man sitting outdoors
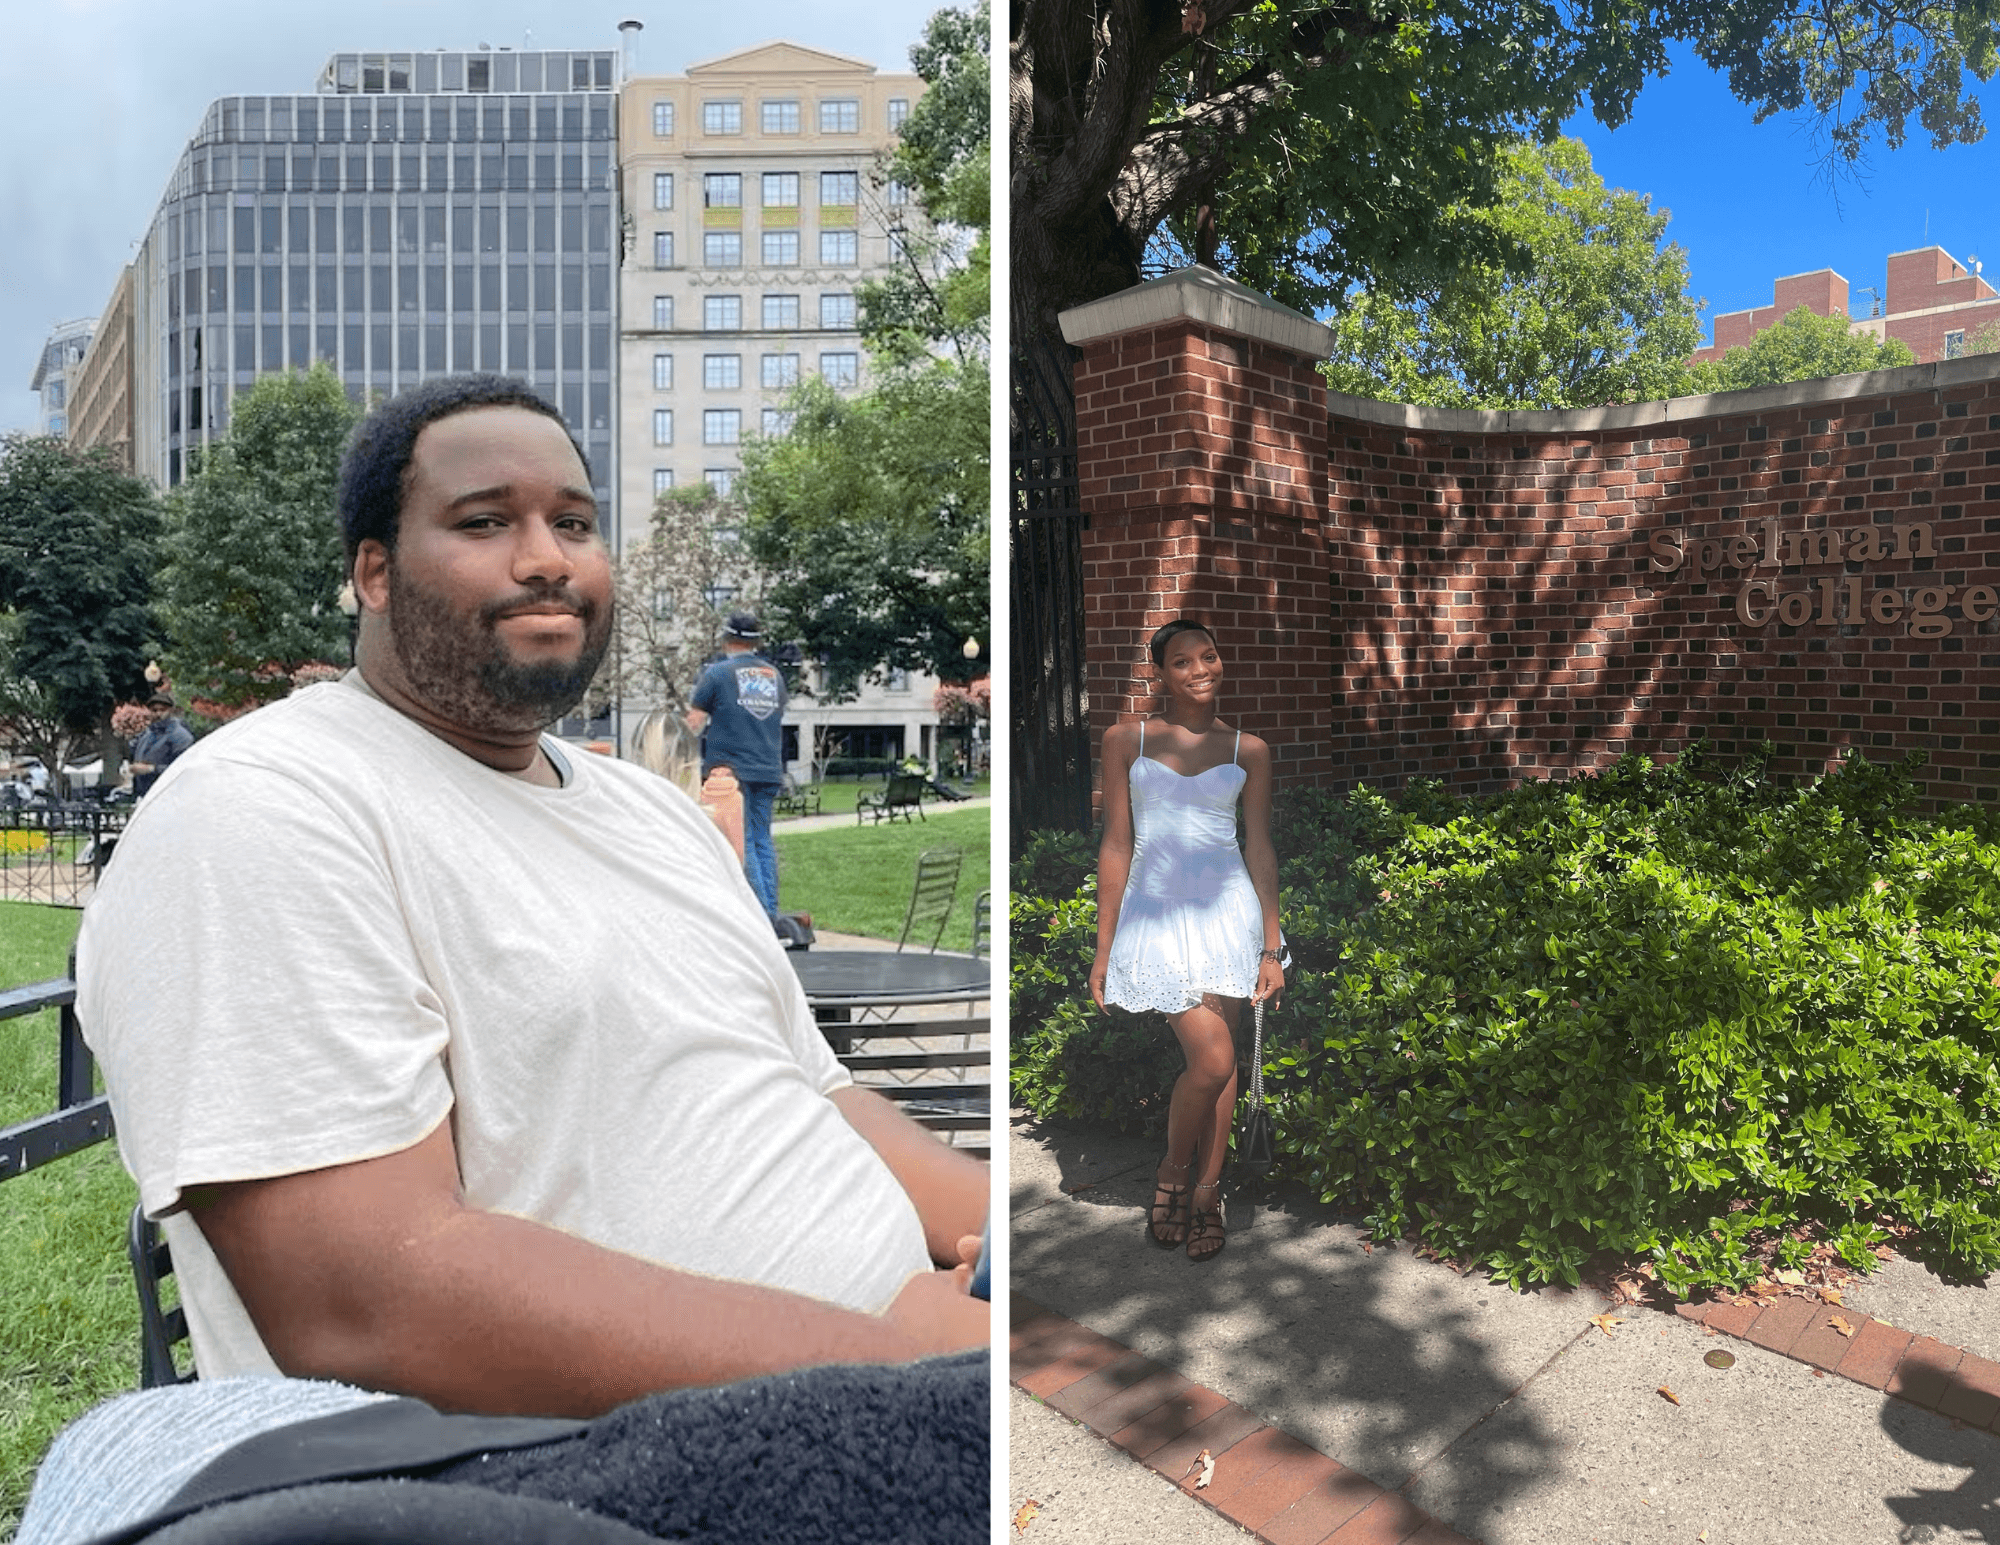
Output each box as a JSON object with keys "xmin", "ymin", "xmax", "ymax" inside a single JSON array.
[{"xmin": 27, "ymin": 376, "xmax": 986, "ymax": 1544}]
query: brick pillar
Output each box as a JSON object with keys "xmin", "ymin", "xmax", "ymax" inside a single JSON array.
[{"xmin": 1059, "ymin": 267, "xmax": 1335, "ymax": 807}]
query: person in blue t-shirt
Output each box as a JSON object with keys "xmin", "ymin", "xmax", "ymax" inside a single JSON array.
[{"xmin": 687, "ymin": 614, "xmax": 788, "ymax": 920}]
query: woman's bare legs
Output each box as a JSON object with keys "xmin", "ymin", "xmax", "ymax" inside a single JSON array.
[{"xmin": 1153, "ymin": 995, "xmax": 1242, "ymax": 1257}]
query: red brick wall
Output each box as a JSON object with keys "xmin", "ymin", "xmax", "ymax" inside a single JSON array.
[
  {"xmin": 1330, "ymin": 386, "xmax": 2000, "ymax": 804},
  {"xmin": 1074, "ymin": 321, "xmax": 1334, "ymax": 803},
  {"xmin": 1069, "ymin": 307, "xmax": 2000, "ymax": 809}
]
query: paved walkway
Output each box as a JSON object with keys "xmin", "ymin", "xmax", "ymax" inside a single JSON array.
[
  {"xmin": 1011, "ymin": 1110, "xmax": 2000, "ymax": 1544},
  {"xmin": 773, "ymin": 795, "xmax": 991, "ymax": 837}
]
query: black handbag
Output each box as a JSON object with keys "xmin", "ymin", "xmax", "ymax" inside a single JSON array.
[{"xmin": 1236, "ymin": 998, "xmax": 1275, "ymax": 1177}]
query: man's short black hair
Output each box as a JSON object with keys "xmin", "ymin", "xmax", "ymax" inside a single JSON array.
[{"xmin": 336, "ymin": 374, "xmax": 592, "ymax": 569}]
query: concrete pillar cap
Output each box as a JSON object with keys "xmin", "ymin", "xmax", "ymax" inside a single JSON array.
[{"xmin": 1057, "ymin": 265, "xmax": 1335, "ymax": 358}]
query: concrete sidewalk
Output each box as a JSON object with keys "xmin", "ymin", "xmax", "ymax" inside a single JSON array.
[
  {"xmin": 773, "ymin": 795, "xmax": 991, "ymax": 837},
  {"xmin": 1010, "ymin": 1110, "xmax": 2000, "ymax": 1544}
]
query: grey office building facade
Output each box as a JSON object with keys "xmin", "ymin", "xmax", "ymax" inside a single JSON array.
[{"xmin": 134, "ymin": 48, "xmax": 619, "ymax": 509}]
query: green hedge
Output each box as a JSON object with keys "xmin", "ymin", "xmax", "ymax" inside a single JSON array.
[{"xmin": 1010, "ymin": 747, "xmax": 2000, "ymax": 1294}]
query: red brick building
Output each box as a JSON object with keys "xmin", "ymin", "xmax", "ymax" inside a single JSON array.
[{"xmin": 1691, "ymin": 247, "xmax": 2000, "ymax": 366}]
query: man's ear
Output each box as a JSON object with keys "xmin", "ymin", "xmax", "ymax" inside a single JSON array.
[{"xmin": 353, "ymin": 541, "xmax": 392, "ymax": 614}]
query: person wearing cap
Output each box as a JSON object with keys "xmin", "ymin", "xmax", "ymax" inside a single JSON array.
[
  {"xmin": 127, "ymin": 692, "xmax": 193, "ymax": 798},
  {"xmin": 685, "ymin": 613, "xmax": 788, "ymax": 922}
]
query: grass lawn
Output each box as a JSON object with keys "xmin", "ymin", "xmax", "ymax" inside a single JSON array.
[
  {"xmin": 772, "ymin": 779, "xmax": 990, "ymax": 824},
  {"xmin": 0, "ymin": 902, "xmax": 139, "ymax": 1537},
  {"xmin": 775, "ymin": 806, "xmax": 989, "ymax": 949}
]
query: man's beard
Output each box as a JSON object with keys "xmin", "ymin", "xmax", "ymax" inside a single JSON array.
[{"xmin": 386, "ymin": 562, "xmax": 613, "ymax": 736}]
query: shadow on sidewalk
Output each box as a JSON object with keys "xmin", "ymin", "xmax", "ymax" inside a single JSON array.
[
  {"xmin": 1879, "ymin": 1398, "xmax": 2000, "ymax": 1542},
  {"xmin": 1011, "ymin": 1110, "xmax": 1591, "ymax": 1521}
]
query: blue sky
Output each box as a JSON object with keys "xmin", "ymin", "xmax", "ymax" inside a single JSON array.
[{"xmin": 1565, "ymin": 44, "xmax": 2000, "ymax": 340}]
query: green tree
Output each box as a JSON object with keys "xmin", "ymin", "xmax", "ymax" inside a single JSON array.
[
  {"xmin": 0, "ymin": 436, "xmax": 161, "ymax": 783},
  {"xmin": 605, "ymin": 484, "xmax": 768, "ymax": 715},
  {"xmin": 738, "ymin": 367, "xmax": 988, "ymax": 700},
  {"xmin": 1688, "ymin": 305, "xmax": 1916, "ymax": 392},
  {"xmin": 861, "ymin": 0, "xmax": 990, "ymax": 365},
  {"xmin": 1324, "ymin": 138, "xmax": 1704, "ymax": 410},
  {"xmin": 1012, "ymin": 1, "xmax": 2000, "ymax": 344},
  {"xmin": 159, "ymin": 364, "xmax": 360, "ymax": 712}
]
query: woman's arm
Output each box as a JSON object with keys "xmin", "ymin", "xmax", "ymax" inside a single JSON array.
[
  {"xmin": 1239, "ymin": 735, "xmax": 1285, "ymax": 1005},
  {"xmin": 1087, "ymin": 722, "xmax": 1140, "ymax": 1012}
]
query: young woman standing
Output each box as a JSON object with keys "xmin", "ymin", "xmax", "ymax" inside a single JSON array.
[{"xmin": 1088, "ymin": 619, "xmax": 1284, "ymax": 1262}]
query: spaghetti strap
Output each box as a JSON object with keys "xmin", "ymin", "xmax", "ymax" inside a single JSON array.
[
  {"xmin": 1232, "ymin": 729, "xmax": 1240, "ymax": 766},
  {"xmin": 1139, "ymin": 721, "xmax": 1146, "ymax": 756}
]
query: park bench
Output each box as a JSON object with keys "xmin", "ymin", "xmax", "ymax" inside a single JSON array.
[
  {"xmin": 774, "ymin": 774, "xmax": 821, "ymax": 819},
  {"xmin": 855, "ymin": 772, "xmax": 927, "ymax": 825}
]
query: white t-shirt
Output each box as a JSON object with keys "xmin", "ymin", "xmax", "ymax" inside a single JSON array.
[{"xmin": 76, "ymin": 673, "xmax": 931, "ymax": 1378}]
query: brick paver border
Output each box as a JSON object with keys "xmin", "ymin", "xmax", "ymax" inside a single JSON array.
[
  {"xmin": 1011, "ymin": 1293, "xmax": 1480, "ymax": 1545},
  {"xmin": 1014, "ymin": 1289, "xmax": 2000, "ymax": 1545}
]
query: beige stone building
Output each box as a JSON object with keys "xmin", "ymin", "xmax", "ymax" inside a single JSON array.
[
  {"xmin": 67, "ymin": 266, "xmax": 136, "ymax": 470},
  {"xmin": 615, "ymin": 41, "xmax": 940, "ymax": 775}
]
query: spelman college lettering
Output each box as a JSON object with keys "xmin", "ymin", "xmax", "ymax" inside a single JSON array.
[{"xmin": 1649, "ymin": 519, "xmax": 2000, "ymax": 636}]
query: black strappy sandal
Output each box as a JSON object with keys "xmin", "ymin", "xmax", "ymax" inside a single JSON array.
[
  {"xmin": 1186, "ymin": 1181, "xmax": 1226, "ymax": 1263},
  {"xmin": 1147, "ymin": 1159, "xmax": 1192, "ymax": 1248}
]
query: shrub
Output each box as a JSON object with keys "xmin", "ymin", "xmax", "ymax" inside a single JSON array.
[{"xmin": 1011, "ymin": 748, "xmax": 2000, "ymax": 1294}]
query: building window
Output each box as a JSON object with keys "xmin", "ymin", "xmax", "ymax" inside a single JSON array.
[
  {"xmin": 704, "ymin": 468, "xmax": 736, "ymax": 498},
  {"xmin": 651, "ymin": 408, "xmax": 673, "ymax": 445},
  {"xmin": 703, "ymin": 409, "xmax": 741, "ymax": 445},
  {"xmin": 818, "ymin": 99, "xmax": 859, "ymax": 134},
  {"xmin": 652, "ymin": 353, "xmax": 673, "ymax": 390},
  {"xmin": 820, "ymin": 171, "xmax": 859, "ymax": 207},
  {"xmin": 886, "ymin": 179, "xmax": 909, "ymax": 207},
  {"xmin": 704, "ymin": 295, "xmax": 743, "ymax": 330},
  {"xmin": 763, "ymin": 294, "xmax": 801, "ymax": 330},
  {"xmin": 761, "ymin": 408, "xmax": 795, "ymax": 437},
  {"xmin": 703, "ymin": 353, "xmax": 742, "ymax": 389},
  {"xmin": 652, "ymin": 295, "xmax": 674, "ymax": 330},
  {"xmin": 760, "ymin": 99, "xmax": 800, "ymax": 135},
  {"xmin": 702, "ymin": 173, "xmax": 742, "ymax": 209},
  {"xmin": 652, "ymin": 101, "xmax": 675, "ymax": 138},
  {"xmin": 820, "ymin": 352, "xmax": 859, "ymax": 388},
  {"xmin": 1945, "ymin": 329, "xmax": 1967, "ymax": 359},
  {"xmin": 653, "ymin": 231, "xmax": 674, "ymax": 268},
  {"xmin": 702, "ymin": 100, "xmax": 742, "ymax": 135},
  {"xmin": 888, "ymin": 97, "xmax": 910, "ymax": 131},
  {"xmin": 761, "ymin": 352, "xmax": 800, "ymax": 388},
  {"xmin": 653, "ymin": 468, "xmax": 674, "ymax": 497},
  {"xmin": 886, "ymin": 668, "xmax": 910, "ymax": 692},
  {"xmin": 704, "ymin": 231, "xmax": 743, "ymax": 267},
  {"xmin": 819, "ymin": 230, "xmax": 857, "ymax": 266},
  {"xmin": 762, "ymin": 231, "xmax": 800, "ymax": 266},
  {"xmin": 761, "ymin": 171, "xmax": 800, "ymax": 208},
  {"xmin": 652, "ymin": 172, "xmax": 674, "ymax": 210},
  {"xmin": 820, "ymin": 292, "xmax": 856, "ymax": 330}
]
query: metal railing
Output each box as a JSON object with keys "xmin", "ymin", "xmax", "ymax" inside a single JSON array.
[
  {"xmin": 0, "ymin": 967, "xmax": 112, "ymax": 1182},
  {"xmin": 0, "ymin": 801, "xmax": 131, "ymax": 908}
]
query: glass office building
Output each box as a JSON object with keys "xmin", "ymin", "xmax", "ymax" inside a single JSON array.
[{"xmin": 135, "ymin": 48, "xmax": 619, "ymax": 506}]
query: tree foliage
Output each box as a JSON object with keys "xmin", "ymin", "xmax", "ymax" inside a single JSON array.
[
  {"xmin": 1688, "ymin": 305, "xmax": 1917, "ymax": 393},
  {"xmin": 0, "ymin": 435, "xmax": 161, "ymax": 777},
  {"xmin": 738, "ymin": 368, "xmax": 988, "ymax": 701},
  {"xmin": 1012, "ymin": 0, "xmax": 2000, "ymax": 343},
  {"xmin": 1324, "ymin": 138, "xmax": 1704, "ymax": 410},
  {"xmin": 860, "ymin": 0, "xmax": 990, "ymax": 364},
  {"xmin": 605, "ymin": 484, "xmax": 768, "ymax": 715},
  {"xmin": 158, "ymin": 364, "xmax": 359, "ymax": 713}
]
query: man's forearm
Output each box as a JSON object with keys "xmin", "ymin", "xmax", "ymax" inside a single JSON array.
[
  {"xmin": 189, "ymin": 1122, "xmax": 979, "ymax": 1418},
  {"xmin": 830, "ymin": 1085, "xmax": 988, "ymax": 1264}
]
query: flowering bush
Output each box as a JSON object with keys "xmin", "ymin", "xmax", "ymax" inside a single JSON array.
[
  {"xmin": 289, "ymin": 662, "xmax": 344, "ymax": 690},
  {"xmin": 932, "ymin": 680, "xmax": 990, "ymax": 725},
  {"xmin": 110, "ymin": 704, "xmax": 152, "ymax": 741}
]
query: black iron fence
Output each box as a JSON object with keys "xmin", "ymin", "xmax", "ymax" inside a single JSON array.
[
  {"xmin": 1010, "ymin": 338, "xmax": 1094, "ymax": 842},
  {"xmin": 0, "ymin": 967, "xmax": 111, "ymax": 1183},
  {"xmin": 0, "ymin": 801, "xmax": 132, "ymax": 908}
]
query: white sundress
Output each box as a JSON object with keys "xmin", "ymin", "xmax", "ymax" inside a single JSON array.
[{"xmin": 1102, "ymin": 723, "xmax": 1264, "ymax": 1015}]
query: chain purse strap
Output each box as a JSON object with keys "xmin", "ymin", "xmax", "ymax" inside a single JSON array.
[{"xmin": 1249, "ymin": 999, "xmax": 1265, "ymax": 1105}]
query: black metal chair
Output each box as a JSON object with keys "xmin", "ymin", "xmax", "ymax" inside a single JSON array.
[
  {"xmin": 969, "ymin": 891, "xmax": 990, "ymax": 959},
  {"xmin": 895, "ymin": 848, "xmax": 963, "ymax": 954},
  {"xmin": 127, "ymin": 1203, "xmax": 196, "ymax": 1388}
]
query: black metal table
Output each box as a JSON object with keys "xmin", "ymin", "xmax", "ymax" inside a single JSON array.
[{"xmin": 786, "ymin": 950, "xmax": 991, "ymax": 1008}]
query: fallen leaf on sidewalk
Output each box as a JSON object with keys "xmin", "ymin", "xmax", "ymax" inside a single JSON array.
[
  {"xmin": 1774, "ymin": 1268, "xmax": 1806, "ymax": 1286},
  {"xmin": 1012, "ymin": 1500, "xmax": 1039, "ymax": 1533},
  {"xmin": 1829, "ymin": 1315, "xmax": 1856, "ymax": 1337},
  {"xmin": 1589, "ymin": 1313, "xmax": 1625, "ymax": 1335},
  {"xmin": 1819, "ymin": 1287, "xmax": 1845, "ymax": 1306},
  {"xmin": 1062, "ymin": 1182, "xmax": 1097, "ymax": 1195},
  {"xmin": 1657, "ymin": 1386, "xmax": 1681, "ymax": 1405},
  {"xmin": 1196, "ymin": 1450, "xmax": 1215, "ymax": 1490},
  {"xmin": 1698, "ymin": 1532, "xmax": 1709, "ymax": 1541}
]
